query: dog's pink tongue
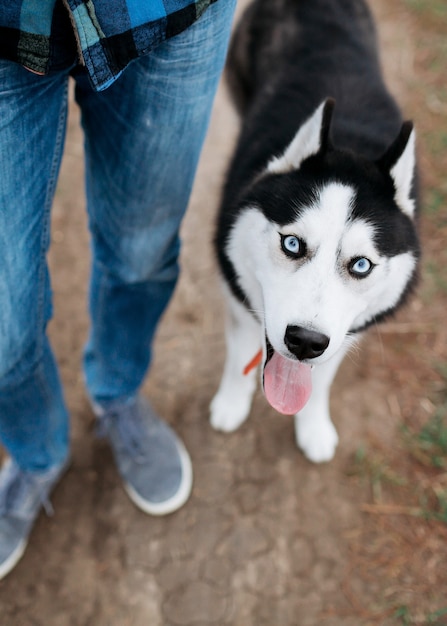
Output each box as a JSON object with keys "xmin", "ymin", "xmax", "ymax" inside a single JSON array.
[{"xmin": 264, "ymin": 352, "xmax": 312, "ymax": 415}]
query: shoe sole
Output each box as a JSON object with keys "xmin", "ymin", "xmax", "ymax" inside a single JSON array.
[{"xmin": 0, "ymin": 538, "xmax": 27, "ymax": 581}]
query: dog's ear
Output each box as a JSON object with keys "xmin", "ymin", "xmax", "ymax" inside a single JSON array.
[
  {"xmin": 267, "ymin": 99, "xmax": 335, "ymax": 174},
  {"xmin": 377, "ymin": 121, "xmax": 416, "ymax": 219}
]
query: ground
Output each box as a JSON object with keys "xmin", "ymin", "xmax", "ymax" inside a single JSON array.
[{"xmin": 1, "ymin": 0, "xmax": 446, "ymax": 624}]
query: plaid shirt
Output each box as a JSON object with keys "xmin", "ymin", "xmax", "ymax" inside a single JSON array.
[{"xmin": 0, "ymin": 0, "xmax": 218, "ymax": 91}]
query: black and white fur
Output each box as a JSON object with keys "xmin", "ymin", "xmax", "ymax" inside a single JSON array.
[{"xmin": 210, "ymin": 0, "xmax": 420, "ymax": 462}]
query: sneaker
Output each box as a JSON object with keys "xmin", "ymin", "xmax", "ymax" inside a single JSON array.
[
  {"xmin": 94, "ymin": 396, "xmax": 193, "ymax": 516},
  {"xmin": 0, "ymin": 457, "xmax": 68, "ymax": 580}
]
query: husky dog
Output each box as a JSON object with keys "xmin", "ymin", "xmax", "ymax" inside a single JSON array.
[{"xmin": 210, "ymin": 0, "xmax": 420, "ymax": 462}]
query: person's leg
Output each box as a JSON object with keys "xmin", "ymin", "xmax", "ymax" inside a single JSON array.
[
  {"xmin": 0, "ymin": 61, "xmax": 70, "ymax": 472},
  {"xmin": 75, "ymin": 0, "xmax": 236, "ymax": 405},
  {"xmin": 74, "ymin": 0, "xmax": 236, "ymax": 514},
  {"xmin": 0, "ymin": 60, "xmax": 71, "ymax": 579}
]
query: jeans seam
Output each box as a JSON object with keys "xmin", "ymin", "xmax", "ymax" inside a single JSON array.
[{"xmin": 35, "ymin": 79, "xmax": 69, "ymax": 361}]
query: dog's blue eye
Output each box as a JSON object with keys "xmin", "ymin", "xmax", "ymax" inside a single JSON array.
[
  {"xmin": 284, "ymin": 236, "xmax": 299, "ymax": 253},
  {"xmin": 281, "ymin": 234, "xmax": 304, "ymax": 259},
  {"xmin": 350, "ymin": 257, "xmax": 373, "ymax": 277}
]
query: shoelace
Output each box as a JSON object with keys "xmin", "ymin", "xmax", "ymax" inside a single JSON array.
[
  {"xmin": 0, "ymin": 462, "xmax": 54, "ymax": 518},
  {"xmin": 96, "ymin": 400, "xmax": 150, "ymax": 463}
]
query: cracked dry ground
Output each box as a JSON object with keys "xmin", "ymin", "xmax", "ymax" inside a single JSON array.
[{"xmin": 1, "ymin": 0, "xmax": 447, "ymax": 624}]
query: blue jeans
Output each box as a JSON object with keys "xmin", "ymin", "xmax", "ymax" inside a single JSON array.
[{"xmin": 0, "ymin": 0, "xmax": 236, "ymax": 472}]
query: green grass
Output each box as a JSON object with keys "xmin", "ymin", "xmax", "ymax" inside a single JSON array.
[
  {"xmin": 394, "ymin": 605, "xmax": 412, "ymax": 625},
  {"xmin": 423, "ymin": 129, "xmax": 447, "ymax": 158},
  {"xmin": 418, "ymin": 409, "xmax": 447, "ymax": 467},
  {"xmin": 428, "ymin": 607, "xmax": 447, "ymax": 623},
  {"xmin": 435, "ymin": 361, "xmax": 447, "ymax": 382},
  {"xmin": 349, "ymin": 446, "xmax": 407, "ymax": 502},
  {"xmin": 404, "ymin": 0, "xmax": 447, "ymax": 22},
  {"xmin": 402, "ymin": 407, "xmax": 447, "ymax": 470},
  {"xmin": 423, "ymin": 260, "xmax": 447, "ymax": 298},
  {"xmin": 395, "ymin": 605, "xmax": 447, "ymax": 625},
  {"xmin": 349, "ymin": 405, "xmax": 447, "ymax": 523},
  {"xmin": 402, "ymin": 400, "xmax": 447, "ymax": 522},
  {"xmin": 425, "ymin": 188, "xmax": 447, "ymax": 222}
]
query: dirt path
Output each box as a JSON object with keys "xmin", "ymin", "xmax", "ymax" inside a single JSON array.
[{"xmin": 1, "ymin": 1, "xmax": 446, "ymax": 624}]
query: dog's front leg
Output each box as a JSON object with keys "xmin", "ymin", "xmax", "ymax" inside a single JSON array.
[
  {"xmin": 210, "ymin": 288, "xmax": 260, "ymax": 432},
  {"xmin": 294, "ymin": 342, "xmax": 352, "ymax": 463}
]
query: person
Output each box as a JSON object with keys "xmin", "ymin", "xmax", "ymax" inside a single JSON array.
[{"xmin": 0, "ymin": 0, "xmax": 236, "ymax": 580}]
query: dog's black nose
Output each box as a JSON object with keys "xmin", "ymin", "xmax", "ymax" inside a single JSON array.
[{"xmin": 284, "ymin": 325, "xmax": 329, "ymax": 360}]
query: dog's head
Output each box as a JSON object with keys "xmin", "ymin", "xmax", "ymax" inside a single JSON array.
[{"xmin": 226, "ymin": 100, "xmax": 419, "ymax": 414}]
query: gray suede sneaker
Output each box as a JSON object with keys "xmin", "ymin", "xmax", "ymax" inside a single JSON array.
[
  {"xmin": 0, "ymin": 457, "xmax": 67, "ymax": 580},
  {"xmin": 94, "ymin": 396, "xmax": 193, "ymax": 515}
]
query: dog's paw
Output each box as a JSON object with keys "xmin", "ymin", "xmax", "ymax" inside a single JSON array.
[
  {"xmin": 294, "ymin": 416, "xmax": 339, "ymax": 463},
  {"xmin": 210, "ymin": 390, "xmax": 251, "ymax": 432}
]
